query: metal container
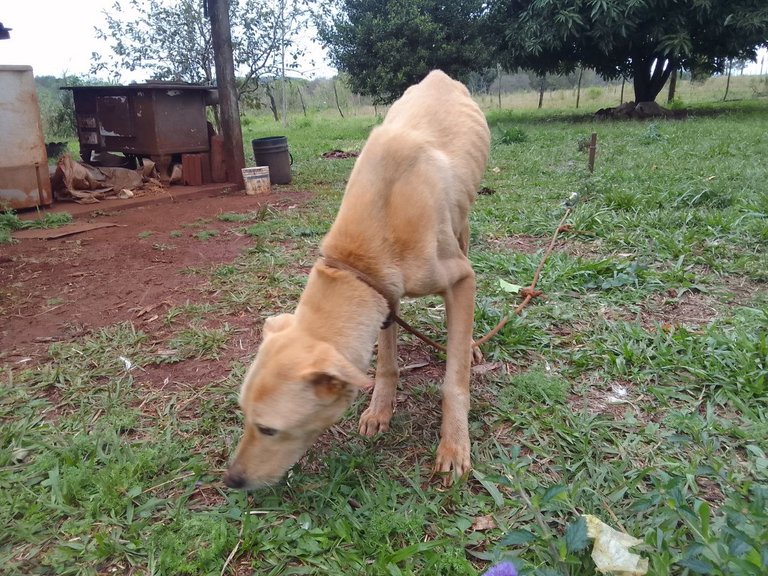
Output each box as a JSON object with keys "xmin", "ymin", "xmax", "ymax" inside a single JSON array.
[
  {"xmin": 62, "ymin": 83, "xmax": 216, "ymax": 164},
  {"xmin": 0, "ymin": 65, "xmax": 53, "ymax": 209},
  {"xmin": 251, "ymin": 136, "xmax": 292, "ymax": 184}
]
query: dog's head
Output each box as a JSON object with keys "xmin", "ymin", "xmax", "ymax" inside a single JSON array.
[{"xmin": 223, "ymin": 313, "xmax": 372, "ymax": 489}]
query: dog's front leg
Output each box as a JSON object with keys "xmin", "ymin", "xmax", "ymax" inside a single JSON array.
[
  {"xmin": 359, "ymin": 310, "xmax": 399, "ymax": 435},
  {"xmin": 435, "ymin": 262, "xmax": 475, "ymax": 485}
]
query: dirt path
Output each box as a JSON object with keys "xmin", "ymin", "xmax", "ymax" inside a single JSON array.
[{"xmin": 0, "ymin": 189, "xmax": 311, "ymax": 363}]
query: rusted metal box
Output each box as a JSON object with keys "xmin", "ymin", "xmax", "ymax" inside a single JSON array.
[
  {"xmin": 0, "ymin": 65, "xmax": 53, "ymax": 209},
  {"xmin": 62, "ymin": 83, "xmax": 216, "ymax": 162}
]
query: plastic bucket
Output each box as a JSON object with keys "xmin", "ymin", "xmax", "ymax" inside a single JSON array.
[
  {"xmin": 251, "ymin": 136, "xmax": 292, "ymax": 184},
  {"xmin": 242, "ymin": 166, "xmax": 271, "ymax": 195}
]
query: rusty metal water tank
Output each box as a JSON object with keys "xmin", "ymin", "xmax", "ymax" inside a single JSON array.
[{"xmin": 0, "ymin": 65, "xmax": 53, "ymax": 209}]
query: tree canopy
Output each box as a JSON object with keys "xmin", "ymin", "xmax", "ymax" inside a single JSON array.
[
  {"xmin": 91, "ymin": 0, "xmax": 312, "ymax": 99},
  {"xmin": 488, "ymin": 0, "xmax": 768, "ymax": 103},
  {"xmin": 317, "ymin": 0, "xmax": 490, "ymax": 104},
  {"xmin": 320, "ymin": 0, "xmax": 767, "ymax": 105}
]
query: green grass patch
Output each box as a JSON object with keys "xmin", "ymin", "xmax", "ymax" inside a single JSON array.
[
  {"xmin": 0, "ymin": 210, "xmax": 73, "ymax": 243},
  {"xmin": 2, "ymin": 98, "xmax": 767, "ymax": 575},
  {"xmin": 193, "ymin": 229, "xmax": 219, "ymax": 241}
]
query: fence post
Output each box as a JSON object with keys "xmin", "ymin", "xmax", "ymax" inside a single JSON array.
[{"xmin": 588, "ymin": 133, "xmax": 597, "ymax": 173}]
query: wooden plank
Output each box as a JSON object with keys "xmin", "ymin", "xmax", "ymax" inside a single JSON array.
[
  {"xmin": 182, "ymin": 153, "xmax": 203, "ymax": 186},
  {"xmin": 13, "ymin": 222, "xmax": 119, "ymax": 240}
]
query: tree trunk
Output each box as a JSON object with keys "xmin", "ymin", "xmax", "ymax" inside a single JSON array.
[
  {"xmin": 333, "ymin": 80, "xmax": 345, "ymax": 118},
  {"xmin": 208, "ymin": 0, "xmax": 245, "ymax": 188},
  {"xmin": 576, "ymin": 68, "xmax": 583, "ymax": 109},
  {"xmin": 537, "ymin": 75, "xmax": 545, "ymax": 109},
  {"xmin": 632, "ymin": 56, "xmax": 674, "ymax": 102},
  {"xmin": 296, "ymin": 85, "xmax": 307, "ymax": 116},
  {"xmin": 667, "ymin": 69, "xmax": 677, "ymax": 103},
  {"xmin": 620, "ymin": 78, "xmax": 625, "ymax": 103},
  {"xmin": 723, "ymin": 59, "xmax": 732, "ymax": 101},
  {"xmin": 265, "ymin": 83, "xmax": 279, "ymax": 121}
]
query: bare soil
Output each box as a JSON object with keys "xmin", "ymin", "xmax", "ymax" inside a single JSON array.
[{"xmin": 0, "ymin": 189, "xmax": 311, "ymax": 365}]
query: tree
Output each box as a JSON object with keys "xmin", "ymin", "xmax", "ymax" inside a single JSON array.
[
  {"xmin": 318, "ymin": 0, "xmax": 491, "ymax": 104},
  {"xmin": 91, "ymin": 0, "xmax": 312, "ymax": 100},
  {"xmin": 36, "ymin": 76, "xmax": 80, "ymax": 140},
  {"xmin": 488, "ymin": 0, "xmax": 768, "ymax": 104}
]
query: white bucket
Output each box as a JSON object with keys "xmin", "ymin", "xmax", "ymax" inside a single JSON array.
[{"xmin": 242, "ymin": 166, "xmax": 271, "ymax": 195}]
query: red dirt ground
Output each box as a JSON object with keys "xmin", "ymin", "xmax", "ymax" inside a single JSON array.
[{"xmin": 0, "ymin": 187, "xmax": 311, "ymax": 365}]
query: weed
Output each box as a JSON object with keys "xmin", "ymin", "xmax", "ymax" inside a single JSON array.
[
  {"xmin": 182, "ymin": 217, "xmax": 213, "ymax": 228},
  {"xmin": 0, "ymin": 210, "xmax": 73, "ymax": 243},
  {"xmin": 217, "ymin": 207, "xmax": 269, "ymax": 223},
  {"xmin": 194, "ymin": 230, "xmax": 219, "ymax": 241},
  {"xmin": 498, "ymin": 126, "xmax": 529, "ymax": 144},
  {"xmin": 641, "ymin": 122, "xmax": 664, "ymax": 144},
  {"xmin": 214, "ymin": 264, "xmax": 238, "ymax": 277},
  {"xmin": 193, "ymin": 230, "xmax": 219, "ymax": 242},
  {"xmin": 165, "ymin": 322, "xmax": 231, "ymax": 360}
]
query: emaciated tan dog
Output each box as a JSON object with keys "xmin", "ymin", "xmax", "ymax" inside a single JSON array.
[{"xmin": 224, "ymin": 70, "xmax": 490, "ymax": 489}]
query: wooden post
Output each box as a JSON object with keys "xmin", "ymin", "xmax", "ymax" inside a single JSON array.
[
  {"xmin": 667, "ymin": 68, "xmax": 678, "ymax": 103},
  {"xmin": 208, "ymin": 0, "xmax": 245, "ymax": 189},
  {"xmin": 497, "ymin": 62, "xmax": 502, "ymax": 109},
  {"xmin": 575, "ymin": 68, "xmax": 583, "ymax": 109},
  {"xmin": 588, "ymin": 133, "xmax": 597, "ymax": 173}
]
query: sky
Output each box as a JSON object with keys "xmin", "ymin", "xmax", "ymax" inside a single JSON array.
[
  {"xmin": 1, "ymin": 1, "xmax": 766, "ymax": 81},
  {"xmin": 0, "ymin": 0, "xmax": 337, "ymax": 80}
]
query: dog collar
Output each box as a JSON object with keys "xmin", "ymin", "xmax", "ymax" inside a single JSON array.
[{"xmin": 318, "ymin": 255, "xmax": 397, "ymax": 329}]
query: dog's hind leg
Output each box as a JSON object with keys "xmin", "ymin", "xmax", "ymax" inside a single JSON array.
[
  {"xmin": 359, "ymin": 306, "xmax": 399, "ymax": 435},
  {"xmin": 459, "ymin": 221, "xmax": 484, "ymax": 364},
  {"xmin": 434, "ymin": 258, "xmax": 475, "ymax": 484}
]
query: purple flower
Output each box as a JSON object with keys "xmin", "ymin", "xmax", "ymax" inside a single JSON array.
[{"xmin": 482, "ymin": 561, "xmax": 518, "ymax": 576}]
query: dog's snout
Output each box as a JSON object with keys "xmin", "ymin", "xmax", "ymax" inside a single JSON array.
[{"xmin": 223, "ymin": 469, "xmax": 246, "ymax": 489}]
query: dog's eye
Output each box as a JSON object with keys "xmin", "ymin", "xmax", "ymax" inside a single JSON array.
[{"xmin": 257, "ymin": 425, "xmax": 278, "ymax": 437}]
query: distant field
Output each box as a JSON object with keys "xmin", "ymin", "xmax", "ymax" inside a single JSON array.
[
  {"xmin": 478, "ymin": 74, "xmax": 768, "ymax": 112},
  {"xmin": 244, "ymin": 73, "xmax": 768, "ymax": 120},
  {"xmin": 3, "ymin": 93, "xmax": 767, "ymax": 575}
]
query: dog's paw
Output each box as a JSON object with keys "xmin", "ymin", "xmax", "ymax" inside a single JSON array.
[
  {"xmin": 358, "ymin": 408, "xmax": 391, "ymax": 436},
  {"xmin": 434, "ymin": 440, "xmax": 471, "ymax": 486}
]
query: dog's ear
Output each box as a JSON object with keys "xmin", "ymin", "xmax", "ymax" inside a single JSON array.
[
  {"xmin": 305, "ymin": 348, "xmax": 373, "ymax": 402},
  {"xmin": 263, "ymin": 313, "xmax": 294, "ymax": 337}
]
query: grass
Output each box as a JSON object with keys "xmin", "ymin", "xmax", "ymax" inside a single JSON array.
[
  {"xmin": 0, "ymin": 210, "xmax": 72, "ymax": 243},
  {"xmin": 193, "ymin": 230, "xmax": 219, "ymax": 241},
  {"xmin": 2, "ymin": 93, "xmax": 768, "ymax": 575}
]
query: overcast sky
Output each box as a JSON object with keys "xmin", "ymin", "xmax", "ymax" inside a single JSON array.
[
  {"xmin": 1, "ymin": 1, "xmax": 765, "ymax": 80},
  {"xmin": 0, "ymin": 0, "xmax": 336, "ymax": 80}
]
